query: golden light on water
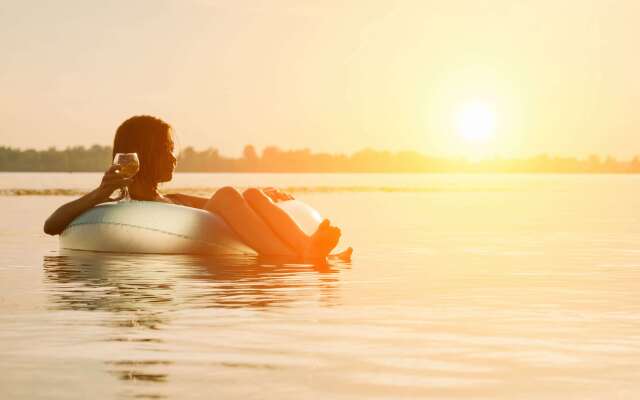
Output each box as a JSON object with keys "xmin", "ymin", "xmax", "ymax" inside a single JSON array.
[{"xmin": 454, "ymin": 101, "xmax": 497, "ymax": 143}]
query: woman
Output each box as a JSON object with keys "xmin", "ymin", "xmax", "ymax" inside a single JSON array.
[{"xmin": 44, "ymin": 115, "xmax": 349, "ymax": 259}]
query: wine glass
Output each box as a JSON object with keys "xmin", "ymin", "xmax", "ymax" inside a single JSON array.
[{"xmin": 113, "ymin": 153, "xmax": 140, "ymax": 201}]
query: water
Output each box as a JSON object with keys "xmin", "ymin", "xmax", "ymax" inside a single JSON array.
[{"xmin": 1, "ymin": 173, "xmax": 640, "ymax": 399}]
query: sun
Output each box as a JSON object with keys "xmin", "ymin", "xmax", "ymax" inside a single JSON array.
[{"xmin": 454, "ymin": 101, "xmax": 496, "ymax": 142}]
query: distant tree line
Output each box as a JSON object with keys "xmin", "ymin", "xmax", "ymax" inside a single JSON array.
[
  {"xmin": 2, "ymin": 144, "xmax": 640, "ymax": 173},
  {"xmin": 0, "ymin": 145, "xmax": 113, "ymax": 172}
]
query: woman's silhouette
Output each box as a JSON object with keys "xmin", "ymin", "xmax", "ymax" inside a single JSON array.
[{"xmin": 43, "ymin": 115, "xmax": 351, "ymax": 259}]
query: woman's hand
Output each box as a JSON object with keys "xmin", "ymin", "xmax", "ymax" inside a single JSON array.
[
  {"xmin": 43, "ymin": 165, "xmax": 133, "ymax": 235},
  {"xmin": 262, "ymin": 187, "xmax": 294, "ymax": 202},
  {"xmin": 95, "ymin": 164, "xmax": 134, "ymax": 202}
]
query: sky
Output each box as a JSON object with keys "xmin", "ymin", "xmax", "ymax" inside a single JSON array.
[{"xmin": 1, "ymin": 0, "xmax": 639, "ymax": 158}]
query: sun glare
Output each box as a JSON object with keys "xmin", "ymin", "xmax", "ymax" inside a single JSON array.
[{"xmin": 455, "ymin": 101, "xmax": 496, "ymax": 142}]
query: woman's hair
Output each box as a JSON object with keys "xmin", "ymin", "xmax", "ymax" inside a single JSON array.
[{"xmin": 112, "ymin": 115, "xmax": 173, "ymax": 185}]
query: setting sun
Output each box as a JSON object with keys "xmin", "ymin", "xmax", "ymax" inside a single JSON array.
[{"xmin": 455, "ymin": 101, "xmax": 496, "ymax": 142}]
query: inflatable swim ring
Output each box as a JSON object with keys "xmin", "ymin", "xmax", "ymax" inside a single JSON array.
[{"xmin": 60, "ymin": 199, "xmax": 323, "ymax": 255}]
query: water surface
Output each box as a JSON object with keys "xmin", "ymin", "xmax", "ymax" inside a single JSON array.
[{"xmin": 1, "ymin": 173, "xmax": 639, "ymax": 399}]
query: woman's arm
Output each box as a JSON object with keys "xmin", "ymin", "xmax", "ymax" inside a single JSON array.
[
  {"xmin": 43, "ymin": 165, "xmax": 132, "ymax": 235},
  {"xmin": 165, "ymin": 193, "xmax": 209, "ymax": 209},
  {"xmin": 43, "ymin": 189, "xmax": 110, "ymax": 235}
]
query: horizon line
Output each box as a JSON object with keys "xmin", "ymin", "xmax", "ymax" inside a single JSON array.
[{"xmin": 2, "ymin": 143, "xmax": 639, "ymax": 162}]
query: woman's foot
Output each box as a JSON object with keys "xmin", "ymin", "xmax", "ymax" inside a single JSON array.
[
  {"xmin": 329, "ymin": 247, "xmax": 353, "ymax": 261},
  {"xmin": 302, "ymin": 219, "xmax": 341, "ymax": 259}
]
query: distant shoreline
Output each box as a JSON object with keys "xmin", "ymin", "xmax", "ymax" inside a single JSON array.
[
  {"xmin": 2, "ymin": 145, "xmax": 640, "ymax": 174},
  {"xmin": 2, "ymin": 171, "xmax": 640, "ymax": 174},
  {"xmin": 0, "ymin": 183, "xmax": 549, "ymax": 197}
]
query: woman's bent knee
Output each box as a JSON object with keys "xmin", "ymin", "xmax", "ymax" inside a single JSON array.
[
  {"xmin": 207, "ymin": 186, "xmax": 245, "ymax": 211},
  {"xmin": 242, "ymin": 187, "xmax": 267, "ymax": 203}
]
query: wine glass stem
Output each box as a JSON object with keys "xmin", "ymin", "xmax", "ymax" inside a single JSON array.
[{"xmin": 123, "ymin": 186, "xmax": 131, "ymax": 201}]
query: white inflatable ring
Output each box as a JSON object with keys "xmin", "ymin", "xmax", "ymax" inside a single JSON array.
[{"xmin": 60, "ymin": 200, "xmax": 323, "ymax": 255}]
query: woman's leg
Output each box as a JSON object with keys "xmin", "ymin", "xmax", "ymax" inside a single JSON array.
[
  {"xmin": 241, "ymin": 188, "xmax": 309, "ymax": 252},
  {"xmin": 204, "ymin": 187, "xmax": 296, "ymax": 256},
  {"xmin": 242, "ymin": 188, "xmax": 340, "ymax": 257}
]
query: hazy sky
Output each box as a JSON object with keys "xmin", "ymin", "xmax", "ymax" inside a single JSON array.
[{"xmin": 1, "ymin": 0, "xmax": 639, "ymax": 158}]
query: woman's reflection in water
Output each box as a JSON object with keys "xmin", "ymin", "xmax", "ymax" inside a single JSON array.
[
  {"xmin": 42, "ymin": 250, "xmax": 349, "ymax": 395},
  {"xmin": 43, "ymin": 250, "xmax": 347, "ymax": 312},
  {"xmin": 185, "ymin": 254, "xmax": 346, "ymax": 309}
]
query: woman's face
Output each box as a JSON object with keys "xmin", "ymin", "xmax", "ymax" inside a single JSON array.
[{"xmin": 156, "ymin": 133, "xmax": 177, "ymax": 182}]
